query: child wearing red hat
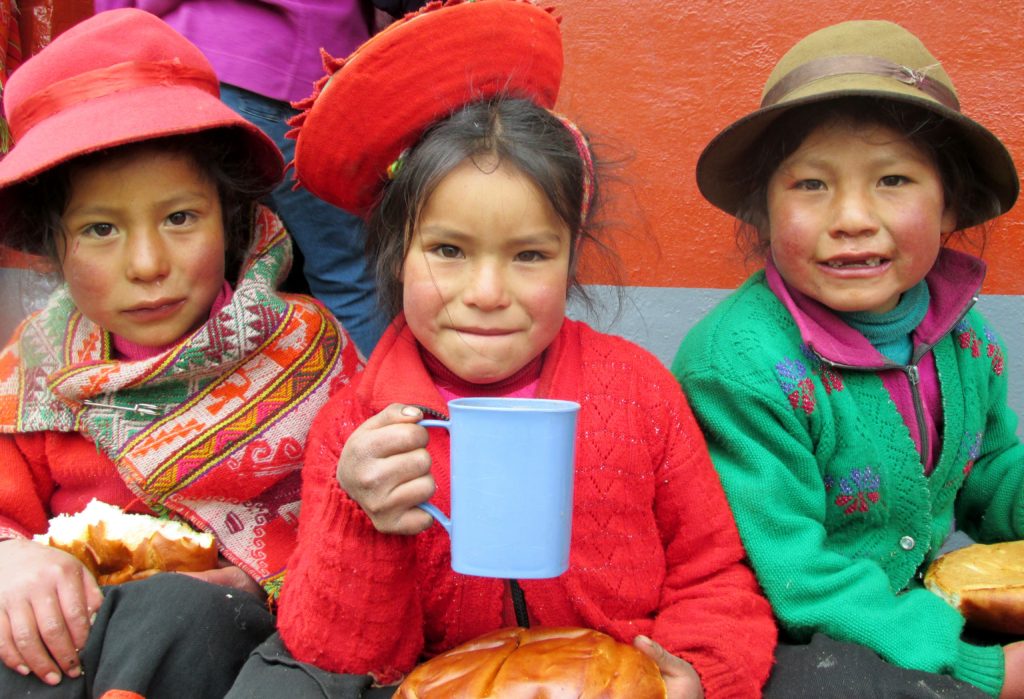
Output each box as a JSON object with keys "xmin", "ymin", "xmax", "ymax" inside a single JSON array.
[
  {"xmin": 0, "ymin": 8, "xmax": 362, "ymax": 698},
  {"xmin": 226, "ymin": 2, "xmax": 776, "ymax": 698}
]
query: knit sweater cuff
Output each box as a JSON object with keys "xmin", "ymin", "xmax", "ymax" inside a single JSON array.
[
  {"xmin": 0, "ymin": 517, "xmax": 28, "ymax": 540},
  {"xmin": 0, "ymin": 528, "xmax": 25, "ymax": 541},
  {"xmin": 692, "ymin": 654, "xmax": 753, "ymax": 699},
  {"xmin": 329, "ymin": 481, "xmax": 420, "ymax": 571},
  {"xmin": 953, "ymin": 641, "xmax": 1005, "ymax": 697}
]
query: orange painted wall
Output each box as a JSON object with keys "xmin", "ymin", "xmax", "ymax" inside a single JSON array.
[
  {"xmin": 2, "ymin": 0, "xmax": 1020, "ymax": 297},
  {"xmin": 555, "ymin": 0, "xmax": 1024, "ymax": 294}
]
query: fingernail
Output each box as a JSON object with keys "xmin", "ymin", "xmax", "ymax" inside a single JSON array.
[
  {"xmin": 45, "ymin": 671, "xmax": 61, "ymax": 685},
  {"xmin": 67, "ymin": 666, "xmax": 81, "ymax": 678},
  {"xmin": 90, "ymin": 612, "xmax": 97, "ymax": 625},
  {"xmin": 15, "ymin": 664, "xmax": 29, "ymax": 676},
  {"xmin": 401, "ymin": 406, "xmax": 421, "ymax": 417}
]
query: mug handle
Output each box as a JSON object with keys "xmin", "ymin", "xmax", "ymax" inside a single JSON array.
[{"xmin": 416, "ymin": 419, "xmax": 452, "ymax": 532}]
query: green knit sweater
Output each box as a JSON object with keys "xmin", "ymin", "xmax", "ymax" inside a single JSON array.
[{"xmin": 672, "ymin": 268, "xmax": 1024, "ymax": 696}]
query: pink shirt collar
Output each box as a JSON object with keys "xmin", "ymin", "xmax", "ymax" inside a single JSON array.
[{"xmin": 765, "ymin": 248, "xmax": 985, "ymax": 366}]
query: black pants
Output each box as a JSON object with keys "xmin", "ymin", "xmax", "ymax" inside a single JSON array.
[
  {"xmin": 0, "ymin": 573, "xmax": 275, "ymax": 698},
  {"xmin": 764, "ymin": 633, "xmax": 992, "ymax": 698},
  {"xmin": 226, "ymin": 633, "xmax": 397, "ymax": 699}
]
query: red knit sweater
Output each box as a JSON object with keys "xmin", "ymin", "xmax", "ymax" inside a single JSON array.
[
  {"xmin": 278, "ymin": 316, "xmax": 776, "ymax": 698},
  {"xmin": 0, "ymin": 431, "xmax": 150, "ymax": 540}
]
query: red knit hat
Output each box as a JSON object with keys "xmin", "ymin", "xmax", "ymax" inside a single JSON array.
[
  {"xmin": 0, "ymin": 8, "xmax": 282, "ymax": 197},
  {"xmin": 290, "ymin": 0, "xmax": 563, "ymax": 217}
]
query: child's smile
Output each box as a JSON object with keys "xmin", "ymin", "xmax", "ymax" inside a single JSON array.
[
  {"xmin": 823, "ymin": 256, "xmax": 885, "ymax": 269},
  {"xmin": 59, "ymin": 149, "xmax": 226, "ymax": 348},
  {"xmin": 767, "ymin": 120, "xmax": 956, "ymax": 314},
  {"xmin": 402, "ymin": 156, "xmax": 571, "ymax": 384}
]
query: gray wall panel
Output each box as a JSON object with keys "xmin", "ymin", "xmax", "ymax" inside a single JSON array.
[{"xmin": 571, "ymin": 285, "xmax": 1024, "ymax": 439}]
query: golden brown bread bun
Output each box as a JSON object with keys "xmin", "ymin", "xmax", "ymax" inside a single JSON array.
[
  {"xmin": 395, "ymin": 626, "xmax": 667, "ymax": 698},
  {"xmin": 34, "ymin": 499, "xmax": 218, "ymax": 585},
  {"xmin": 924, "ymin": 540, "xmax": 1024, "ymax": 634}
]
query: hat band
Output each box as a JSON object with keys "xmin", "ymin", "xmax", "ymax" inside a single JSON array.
[
  {"xmin": 762, "ymin": 55, "xmax": 960, "ymax": 111},
  {"xmin": 8, "ymin": 59, "xmax": 219, "ymax": 141}
]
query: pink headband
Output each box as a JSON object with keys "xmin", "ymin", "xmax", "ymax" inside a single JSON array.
[{"xmin": 549, "ymin": 111, "xmax": 595, "ymax": 227}]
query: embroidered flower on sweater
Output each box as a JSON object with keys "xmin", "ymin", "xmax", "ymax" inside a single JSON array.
[
  {"xmin": 775, "ymin": 357, "xmax": 815, "ymax": 414},
  {"xmin": 775, "ymin": 348, "xmax": 846, "ymax": 415},
  {"xmin": 799, "ymin": 345, "xmax": 845, "ymax": 394},
  {"xmin": 984, "ymin": 327, "xmax": 1004, "ymax": 376},
  {"xmin": 820, "ymin": 366, "xmax": 844, "ymax": 393},
  {"xmin": 960, "ymin": 430, "xmax": 984, "ymax": 478},
  {"xmin": 833, "ymin": 466, "xmax": 881, "ymax": 514},
  {"xmin": 954, "ymin": 320, "xmax": 981, "ymax": 358},
  {"xmin": 987, "ymin": 344, "xmax": 1004, "ymax": 376}
]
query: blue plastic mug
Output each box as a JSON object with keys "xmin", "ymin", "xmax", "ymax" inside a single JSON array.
[{"xmin": 418, "ymin": 397, "xmax": 580, "ymax": 579}]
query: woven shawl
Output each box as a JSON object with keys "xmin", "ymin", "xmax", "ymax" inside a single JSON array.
[{"xmin": 0, "ymin": 205, "xmax": 361, "ymax": 597}]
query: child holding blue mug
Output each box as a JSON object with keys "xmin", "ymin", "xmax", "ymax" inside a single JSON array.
[{"xmin": 231, "ymin": 1, "xmax": 776, "ymax": 697}]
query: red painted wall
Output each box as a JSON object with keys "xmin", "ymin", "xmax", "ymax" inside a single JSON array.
[{"xmin": 556, "ymin": 0, "xmax": 1024, "ymax": 294}]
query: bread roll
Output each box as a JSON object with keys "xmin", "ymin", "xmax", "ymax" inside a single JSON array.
[
  {"xmin": 34, "ymin": 499, "xmax": 218, "ymax": 585},
  {"xmin": 924, "ymin": 540, "xmax": 1024, "ymax": 634},
  {"xmin": 395, "ymin": 626, "xmax": 667, "ymax": 698}
]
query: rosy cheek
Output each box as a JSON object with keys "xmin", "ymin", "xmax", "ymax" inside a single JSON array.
[
  {"xmin": 770, "ymin": 203, "xmax": 810, "ymax": 231},
  {"xmin": 528, "ymin": 283, "xmax": 568, "ymax": 321},
  {"xmin": 777, "ymin": 238, "xmax": 807, "ymax": 258},
  {"xmin": 62, "ymin": 263, "xmax": 85, "ymax": 288},
  {"xmin": 769, "ymin": 232, "xmax": 803, "ymax": 264},
  {"xmin": 62, "ymin": 257, "xmax": 107, "ymax": 298}
]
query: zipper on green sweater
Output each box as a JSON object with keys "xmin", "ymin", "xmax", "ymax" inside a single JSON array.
[{"xmin": 904, "ymin": 364, "xmax": 929, "ymax": 468}]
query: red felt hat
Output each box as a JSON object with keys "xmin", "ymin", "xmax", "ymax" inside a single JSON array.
[
  {"xmin": 0, "ymin": 8, "xmax": 282, "ymax": 196},
  {"xmin": 290, "ymin": 0, "xmax": 563, "ymax": 217}
]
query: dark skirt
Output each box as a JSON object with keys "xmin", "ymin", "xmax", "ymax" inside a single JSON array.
[
  {"xmin": 0, "ymin": 573, "xmax": 275, "ymax": 699},
  {"xmin": 226, "ymin": 632, "xmax": 397, "ymax": 699},
  {"xmin": 764, "ymin": 632, "xmax": 994, "ymax": 699}
]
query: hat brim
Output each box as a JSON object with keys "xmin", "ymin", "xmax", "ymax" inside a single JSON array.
[
  {"xmin": 293, "ymin": 0, "xmax": 563, "ymax": 216},
  {"xmin": 0, "ymin": 84, "xmax": 283, "ymax": 193},
  {"xmin": 696, "ymin": 84, "xmax": 1020, "ymax": 229}
]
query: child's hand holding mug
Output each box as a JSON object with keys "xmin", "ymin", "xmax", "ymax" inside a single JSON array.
[
  {"xmin": 336, "ymin": 403, "xmax": 437, "ymax": 535},
  {"xmin": 338, "ymin": 397, "xmax": 581, "ymax": 580}
]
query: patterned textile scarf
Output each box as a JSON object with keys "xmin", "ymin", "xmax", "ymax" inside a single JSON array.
[{"xmin": 0, "ymin": 206, "xmax": 361, "ymax": 597}]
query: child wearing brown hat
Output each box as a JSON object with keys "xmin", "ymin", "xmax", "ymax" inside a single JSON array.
[
  {"xmin": 0, "ymin": 8, "xmax": 362, "ymax": 698},
  {"xmin": 226, "ymin": 1, "xmax": 776, "ymax": 698},
  {"xmin": 673, "ymin": 19, "xmax": 1023, "ymax": 698}
]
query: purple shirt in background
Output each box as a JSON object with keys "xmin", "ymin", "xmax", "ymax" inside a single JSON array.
[{"xmin": 93, "ymin": 0, "xmax": 370, "ymax": 103}]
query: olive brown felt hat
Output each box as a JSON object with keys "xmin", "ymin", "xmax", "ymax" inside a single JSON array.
[
  {"xmin": 696, "ymin": 19, "xmax": 1019, "ymax": 228},
  {"xmin": 289, "ymin": 0, "xmax": 563, "ymax": 218},
  {"xmin": 0, "ymin": 8, "xmax": 283, "ymax": 202}
]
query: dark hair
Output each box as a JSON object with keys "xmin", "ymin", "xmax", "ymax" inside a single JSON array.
[
  {"xmin": 731, "ymin": 97, "xmax": 1002, "ymax": 259},
  {"xmin": 2, "ymin": 129, "xmax": 275, "ymax": 283},
  {"xmin": 366, "ymin": 96, "xmax": 614, "ymax": 319}
]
